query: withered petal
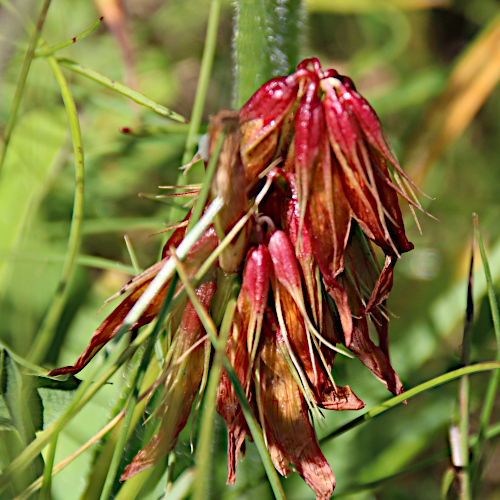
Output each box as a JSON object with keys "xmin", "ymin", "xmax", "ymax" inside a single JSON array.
[
  {"xmin": 350, "ymin": 317, "xmax": 404, "ymax": 397},
  {"xmin": 259, "ymin": 326, "xmax": 336, "ymax": 500},
  {"xmin": 48, "ymin": 278, "xmax": 166, "ymax": 376},
  {"xmin": 318, "ymin": 384, "xmax": 365, "ymax": 411},
  {"xmin": 120, "ymin": 338, "xmax": 207, "ymax": 481},
  {"xmin": 49, "ymin": 228, "xmax": 219, "ymax": 377},
  {"xmin": 365, "ymin": 254, "xmax": 396, "ymax": 313},
  {"xmin": 121, "ymin": 280, "xmax": 216, "ymax": 481}
]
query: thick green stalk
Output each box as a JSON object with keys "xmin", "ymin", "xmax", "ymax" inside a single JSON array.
[{"xmin": 233, "ymin": 0, "xmax": 304, "ymax": 108}]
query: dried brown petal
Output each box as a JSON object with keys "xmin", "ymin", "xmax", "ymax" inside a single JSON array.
[
  {"xmin": 209, "ymin": 110, "xmax": 252, "ymax": 273},
  {"xmin": 337, "ymin": 270, "xmax": 404, "ymax": 397},
  {"xmin": 49, "ymin": 227, "xmax": 219, "ymax": 376},
  {"xmin": 259, "ymin": 325, "xmax": 336, "ymax": 500},
  {"xmin": 121, "ymin": 279, "xmax": 217, "ymax": 480},
  {"xmin": 319, "ymin": 384, "xmax": 365, "ymax": 411}
]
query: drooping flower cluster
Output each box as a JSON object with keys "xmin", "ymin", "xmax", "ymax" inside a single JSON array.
[{"xmin": 49, "ymin": 58, "xmax": 425, "ymax": 499}]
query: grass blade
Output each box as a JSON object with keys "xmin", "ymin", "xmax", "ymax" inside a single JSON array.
[
  {"xmin": 27, "ymin": 55, "xmax": 85, "ymax": 365},
  {"xmin": 34, "ymin": 17, "xmax": 103, "ymax": 58},
  {"xmin": 470, "ymin": 214, "xmax": 500, "ymax": 484},
  {"xmin": 447, "ymin": 245, "xmax": 474, "ymax": 499},
  {"xmin": 320, "ymin": 361, "xmax": 500, "ymax": 444},
  {"xmin": 181, "ymin": 0, "xmax": 222, "ymax": 165},
  {"xmin": 191, "ymin": 274, "xmax": 239, "ymax": 500},
  {"xmin": 56, "ymin": 58, "xmax": 187, "ymax": 123},
  {"xmin": 0, "ymin": 0, "xmax": 52, "ymax": 172}
]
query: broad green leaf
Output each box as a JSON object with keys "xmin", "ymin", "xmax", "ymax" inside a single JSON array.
[
  {"xmin": 37, "ymin": 381, "xmax": 81, "ymax": 430},
  {"xmin": 0, "ymin": 348, "xmax": 44, "ymax": 497},
  {"xmin": 0, "ymin": 107, "xmax": 67, "ymax": 355},
  {"xmin": 0, "ymin": 107, "xmax": 66, "ymax": 283}
]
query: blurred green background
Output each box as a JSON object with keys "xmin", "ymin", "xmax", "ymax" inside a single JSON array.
[{"xmin": 1, "ymin": 0, "xmax": 500, "ymax": 498}]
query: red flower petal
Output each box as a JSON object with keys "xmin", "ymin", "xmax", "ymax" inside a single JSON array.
[
  {"xmin": 267, "ymin": 230, "xmax": 303, "ymax": 297},
  {"xmin": 294, "ymin": 79, "xmax": 324, "ymax": 227},
  {"xmin": 239, "ymin": 75, "xmax": 299, "ymax": 153}
]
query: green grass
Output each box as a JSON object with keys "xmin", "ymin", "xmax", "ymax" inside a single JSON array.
[{"xmin": 1, "ymin": 0, "xmax": 500, "ymax": 499}]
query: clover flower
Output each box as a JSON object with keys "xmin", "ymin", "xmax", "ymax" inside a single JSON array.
[{"xmin": 49, "ymin": 58, "xmax": 424, "ymax": 499}]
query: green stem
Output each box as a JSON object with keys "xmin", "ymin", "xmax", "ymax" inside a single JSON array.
[
  {"xmin": 192, "ymin": 275, "xmax": 239, "ymax": 500},
  {"xmin": 57, "ymin": 59, "xmax": 187, "ymax": 122},
  {"xmin": 27, "ymin": 55, "xmax": 85, "ymax": 365},
  {"xmin": 186, "ymin": 130, "xmax": 225, "ymax": 232},
  {"xmin": 34, "ymin": 17, "xmax": 102, "ymax": 58},
  {"xmin": 471, "ymin": 215, "xmax": 500, "ymax": 483},
  {"xmin": 449, "ymin": 249, "xmax": 474, "ymax": 499},
  {"xmin": 181, "ymin": 0, "xmax": 222, "ymax": 165},
  {"xmin": 124, "ymin": 236, "xmax": 142, "ymax": 275},
  {"xmin": 320, "ymin": 362, "xmax": 500, "ymax": 444},
  {"xmin": 39, "ymin": 433, "xmax": 57, "ymax": 500},
  {"xmin": 0, "ymin": 0, "xmax": 52, "ymax": 173},
  {"xmin": 0, "ymin": 252, "xmax": 136, "ymax": 275},
  {"xmin": 233, "ymin": 0, "xmax": 303, "ymax": 108},
  {"xmin": 99, "ymin": 340, "xmax": 152, "ymax": 500}
]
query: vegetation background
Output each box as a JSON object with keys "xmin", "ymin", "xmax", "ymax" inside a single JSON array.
[{"xmin": 1, "ymin": 0, "xmax": 500, "ymax": 499}]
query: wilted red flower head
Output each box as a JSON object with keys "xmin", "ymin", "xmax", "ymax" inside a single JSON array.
[{"xmin": 49, "ymin": 58, "xmax": 427, "ymax": 499}]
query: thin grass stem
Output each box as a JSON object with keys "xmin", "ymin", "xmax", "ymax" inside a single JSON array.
[
  {"xmin": 181, "ymin": 0, "xmax": 222, "ymax": 165},
  {"xmin": 186, "ymin": 130, "xmax": 225, "ymax": 232},
  {"xmin": 0, "ymin": 0, "xmax": 52, "ymax": 172},
  {"xmin": 27, "ymin": 55, "xmax": 85, "ymax": 365},
  {"xmin": 470, "ymin": 214, "xmax": 500, "ymax": 482},
  {"xmin": 191, "ymin": 274, "xmax": 238, "ymax": 500},
  {"xmin": 56, "ymin": 58, "xmax": 187, "ymax": 123},
  {"xmin": 0, "ymin": 252, "xmax": 136, "ymax": 275},
  {"xmin": 99, "ymin": 338, "xmax": 153, "ymax": 500},
  {"xmin": 34, "ymin": 17, "xmax": 102, "ymax": 58},
  {"xmin": 124, "ymin": 235, "xmax": 142, "ymax": 275},
  {"xmin": 448, "ymin": 247, "xmax": 474, "ymax": 499},
  {"xmin": 320, "ymin": 362, "xmax": 500, "ymax": 444}
]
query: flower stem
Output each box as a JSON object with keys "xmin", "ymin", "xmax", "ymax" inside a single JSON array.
[{"xmin": 233, "ymin": 0, "xmax": 304, "ymax": 108}]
